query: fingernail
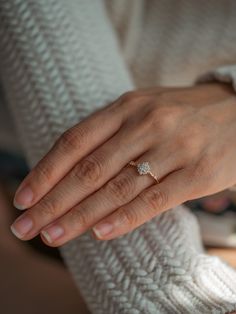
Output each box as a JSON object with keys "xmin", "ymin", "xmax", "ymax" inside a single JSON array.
[
  {"xmin": 93, "ymin": 222, "xmax": 113, "ymax": 238},
  {"xmin": 10, "ymin": 215, "xmax": 33, "ymax": 239},
  {"xmin": 41, "ymin": 225, "xmax": 64, "ymax": 243},
  {"xmin": 14, "ymin": 186, "xmax": 34, "ymax": 210}
]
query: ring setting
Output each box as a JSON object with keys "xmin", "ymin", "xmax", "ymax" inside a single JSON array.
[
  {"xmin": 128, "ymin": 161, "xmax": 160, "ymax": 183},
  {"xmin": 136, "ymin": 161, "xmax": 151, "ymax": 175}
]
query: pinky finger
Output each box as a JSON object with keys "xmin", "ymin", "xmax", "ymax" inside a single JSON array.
[{"xmin": 92, "ymin": 168, "xmax": 192, "ymax": 240}]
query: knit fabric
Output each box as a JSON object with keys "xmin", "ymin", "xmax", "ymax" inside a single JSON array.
[{"xmin": 0, "ymin": 1, "xmax": 236, "ymax": 313}]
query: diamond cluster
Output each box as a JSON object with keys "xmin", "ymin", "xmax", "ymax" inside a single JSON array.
[{"xmin": 137, "ymin": 162, "xmax": 150, "ymax": 175}]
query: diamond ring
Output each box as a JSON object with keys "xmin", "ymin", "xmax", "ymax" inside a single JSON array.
[{"xmin": 128, "ymin": 161, "xmax": 160, "ymax": 183}]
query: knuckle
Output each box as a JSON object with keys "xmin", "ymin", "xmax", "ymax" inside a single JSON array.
[
  {"xmin": 119, "ymin": 91, "xmax": 137, "ymax": 103},
  {"xmin": 71, "ymin": 155, "xmax": 103, "ymax": 184},
  {"xmin": 34, "ymin": 161, "xmax": 54, "ymax": 184},
  {"xmin": 145, "ymin": 106, "xmax": 177, "ymax": 131},
  {"xmin": 38, "ymin": 196, "xmax": 58, "ymax": 219},
  {"xmin": 140, "ymin": 188, "xmax": 168, "ymax": 212},
  {"xmin": 119, "ymin": 90, "xmax": 148, "ymax": 106},
  {"xmin": 117, "ymin": 208, "xmax": 137, "ymax": 227},
  {"xmin": 106, "ymin": 174, "xmax": 136, "ymax": 202},
  {"xmin": 116, "ymin": 90, "xmax": 151, "ymax": 116},
  {"xmin": 70, "ymin": 207, "xmax": 90, "ymax": 227},
  {"xmin": 58, "ymin": 127, "xmax": 85, "ymax": 152}
]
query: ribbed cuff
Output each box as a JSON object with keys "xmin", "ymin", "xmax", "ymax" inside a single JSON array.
[{"xmin": 61, "ymin": 205, "xmax": 236, "ymax": 314}]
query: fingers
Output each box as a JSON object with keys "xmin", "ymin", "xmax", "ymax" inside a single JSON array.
[
  {"xmin": 13, "ymin": 104, "xmax": 124, "ymax": 210},
  {"xmin": 12, "ymin": 87, "xmax": 173, "ymax": 211},
  {"xmin": 10, "ymin": 123, "xmax": 153, "ymax": 241},
  {"xmin": 39, "ymin": 166, "xmax": 150, "ymax": 246},
  {"xmin": 38, "ymin": 149, "xmax": 181, "ymax": 246},
  {"xmin": 92, "ymin": 168, "xmax": 191, "ymax": 240}
]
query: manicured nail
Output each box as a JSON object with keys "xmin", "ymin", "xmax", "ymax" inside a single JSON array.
[
  {"xmin": 10, "ymin": 215, "xmax": 33, "ymax": 239},
  {"xmin": 14, "ymin": 186, "xmax": 34, "ymax": 210},
  {"xmin": 41, "ymin": 225, "xmax": 64, "ymax": 243},
  {"xmin": 93, "ymin": 222, "xmax": 113, "ymax": 238}
]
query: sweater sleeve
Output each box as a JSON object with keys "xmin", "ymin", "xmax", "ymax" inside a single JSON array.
[
  {"xmin": 0, "ymin": 0, "xmax": 133, "ymax": 167},
  {"xmin": 0, "ymin": 1, "xmax": 236, "ymax": 313}
]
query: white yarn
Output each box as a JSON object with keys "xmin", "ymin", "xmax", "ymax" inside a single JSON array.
[{"xmin": 0, "ymin": 1, "xmax": 236, "ymax": 313}]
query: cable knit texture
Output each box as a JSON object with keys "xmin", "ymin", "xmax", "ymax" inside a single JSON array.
[{"xmin": 0, "ymin": 1, "xmax": 236, "ymax": 313}]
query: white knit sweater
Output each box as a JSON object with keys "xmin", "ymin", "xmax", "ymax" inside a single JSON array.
[{"xmin": 0, "ymin": 1, "xmax": 236, "ymax": 313}]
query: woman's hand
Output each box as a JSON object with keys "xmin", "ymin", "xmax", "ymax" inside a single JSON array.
[{"xmin": 10, "ymin": 83, "xmax": 236, "ymax": 246}]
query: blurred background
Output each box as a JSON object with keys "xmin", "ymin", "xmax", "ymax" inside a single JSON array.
[
  {"xmin": 0, "ymin": 149, "xmax": 235, "ymax": 313},
  {"xmin": 0, "ymin": 151, "xmax": 90, "ymax": 314}
]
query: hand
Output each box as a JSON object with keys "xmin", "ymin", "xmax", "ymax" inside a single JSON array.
[{"xmin": 10, "ymin": 83, "xmax": 236, "ymax": 246}]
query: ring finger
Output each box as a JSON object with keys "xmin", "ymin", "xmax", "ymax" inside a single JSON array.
[
  {"xmin": 10, "ymin": 122, "xmax": 154, "ymax": 240},
  {"xmin": 39, "ymin": 147, "xmax": 182, "ymax": 246}
]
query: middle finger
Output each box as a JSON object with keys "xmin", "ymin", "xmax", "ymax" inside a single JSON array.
[
  {"xmin": 40, "ymin": 147, "xmax": 181, "ymax": 246},
  {"xmin": 10, "ymin": 123, "xmax": 154, "ymax": 240}
]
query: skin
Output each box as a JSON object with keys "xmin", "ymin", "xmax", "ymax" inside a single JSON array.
[{"xmin": 10, "ymin": 82, "xmax": 236, "ymax": 247}]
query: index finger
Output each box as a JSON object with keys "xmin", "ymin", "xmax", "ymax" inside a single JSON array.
[{"xmin": 13, "ymin": 103, "xmax": 124, "ymax": 210}]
